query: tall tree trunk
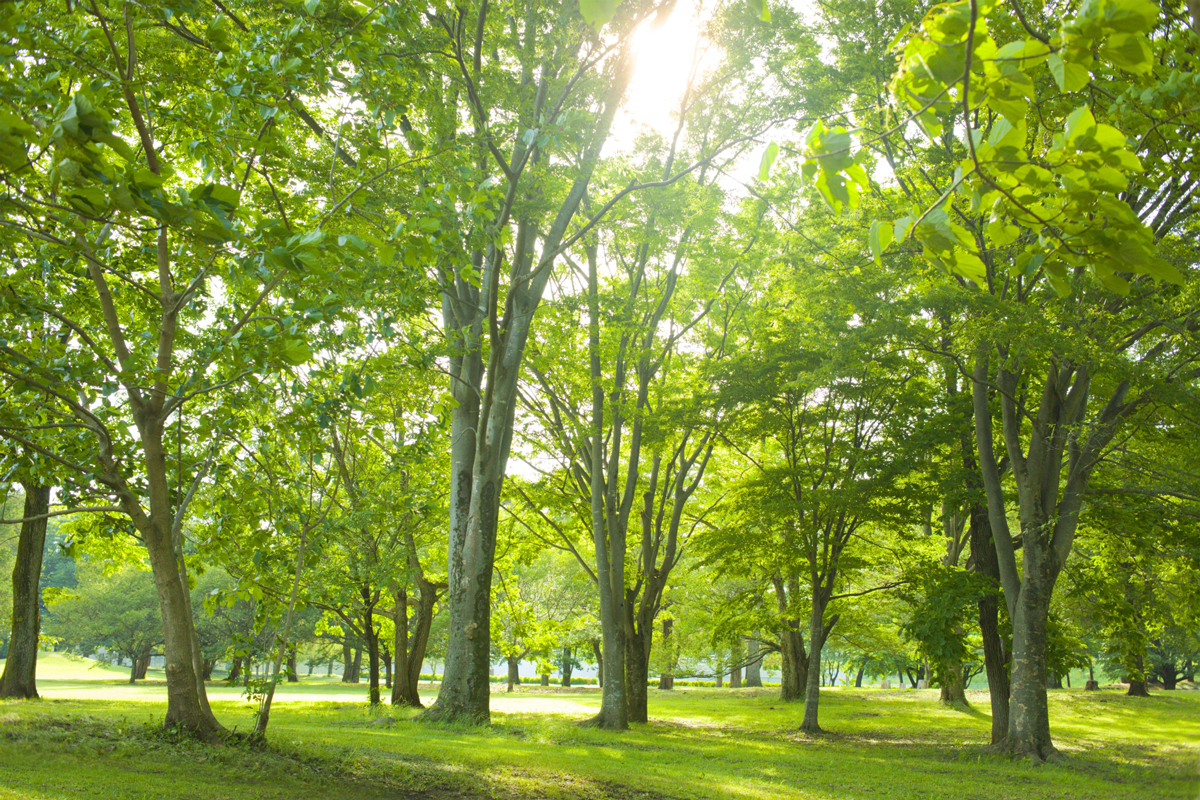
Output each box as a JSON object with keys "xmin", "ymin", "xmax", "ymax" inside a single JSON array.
[
  {"xmin": 744, "ymin": 636, "xmax": 763, "ymax": 688},
  {"xmin": 1126, "ymin": 649, "xmax": 1151, "ymax": 697},
  {"xmin": 506, "ymin": 655, "xmax": 520, "ymax": 693},
  {"xmin": 624, "ymin": 626, "xmax": 650, "ymax": 723},
  {"xmin": 341, "ymin": 639, "xmax": 354, "ymax": 683},
  {"xmin": 382, "ymin": 644, "xmax": 392, "ymax": 690},
  {"xmin": 854, "ymin": 663, "xmax": 865, "ymax": 688},
  {"xmin": 970, "ymin": 505, "xmax": 1010, "ymax": 744},
  {"xmin": 365, "ymin": 607, "xmax": 381, "ymax": 706},
  {"xmin": 350, "ymin": 646, "xmax": 362, "ymax": 684},
  {"xmin": 561, "ymin": 646, "xmax": 573, "ymax": 687},
  {"xmin": 591, "ymin": 638, "xmax": 603, "ymax": 688},
  {"xmin": 730, "ymin": 638, "xmax": 744, "ymax": 689},
  {"xmin": 1004, "ymin": 540, "xmax": 1057, "ymax": 758},
  {"xmin": 658, "ymin": 619, "xmax": 674, "ymax": 690},
  {"xmin": 227, "ymin": 657, "xmax": 242, "ymax": 684},
  {"xmin": 799, "ymin": 604, "xmax": 837, "ymax": 734},
  {"xmin": 392, "ymin": 577, "xmax": 439, "ymax": 708},
  {"xmin": 0, "ymin": 483, "xmax": 50, "ymax": 699},
  {"xmin": 939, "ymin": 662, "xmax": 968, "ymax": 706},
  {"xmin": 779, "ymin": 627, "xmax": 809, "ymax": 702}
]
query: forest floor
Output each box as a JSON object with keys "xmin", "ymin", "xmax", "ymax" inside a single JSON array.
[{"xmin": 0, "ymin": 654, "xmax": 1196, "ymax": 800}]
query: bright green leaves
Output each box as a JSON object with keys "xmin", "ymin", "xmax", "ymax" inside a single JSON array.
[
  {"xmin": 800, "ymin": 121, "xmax": 868, "ymax": 214},
  {"xmin": 748, "ymin": 0, "xmax": 772, "ymax": 22},
  {"xmin": 869, "ymin": 220, "xmax": 893, "ymax": 266},
  {"xmin": 1099, "ymin": 33, "xmax": 1154, "ymax": 74},
  {"xmin": 841, "ymin": 0, "xmax": 1179, "ymax": 296},
  {"xmin": 758, "ymin": 141, "xmax": 779, "ymax": 182},
  {"xmin": 1048, "ymin": 51, "xmax": 1092, "ymax": 92},
  {"xmin": 579, "ymin": 0, "xmax": 621, "ymax": 28}
]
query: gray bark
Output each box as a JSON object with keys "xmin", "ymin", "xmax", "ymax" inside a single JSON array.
[{"xmin": 0, "ymin": 483, "xmax": 49, "ymax": 700}]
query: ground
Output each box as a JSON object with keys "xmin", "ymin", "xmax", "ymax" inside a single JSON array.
[{"xmin": 0, "ymin": 653, "xmax": 1196, "ymax": 800}]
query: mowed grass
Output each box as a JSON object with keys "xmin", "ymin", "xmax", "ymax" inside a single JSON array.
[{"xmin": 1, "ymin": 653, "xmax": 1197, "ymax": 800}]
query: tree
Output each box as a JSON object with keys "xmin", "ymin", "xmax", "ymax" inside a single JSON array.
[
  {"xmin": 0, "ymin": 482, "xmax": 50, "ymax": 698},
  {"xmin": 47, "ymin": 564, "xmax": 162, "ymax": 682}
]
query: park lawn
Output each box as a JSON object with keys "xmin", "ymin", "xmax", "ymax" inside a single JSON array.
[{"xmin": 0, "ymin": 660, "xmax": 1196, "ymax": 800}]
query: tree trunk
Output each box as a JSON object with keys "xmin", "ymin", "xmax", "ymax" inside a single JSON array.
[
  {"xmin": 1004, "ymin": 543, "xmax": 1057, "ymax": 758},
  {"xmin": 854, "ymin": 663, "xmax": 865, "ymax": 688},
  {"xmin": 1159, "ymin": 664, "xmax": 1178, "ymax": 690},
  {"xmin": 286, "ymin": 648, "xmax": 298, "ymax": 683},
  {"xmin": 540, "ymin": 672, "xmax": 550, "ymax": 687},
  {"xmin": 939, "ymin": 662, "xmax": 968, "ymax": 706},
  {"xmin": 730, "ymin": 637, "xmax": 743, "ymax": 689},
  {"xmin": 392, "ymin": 578, "xmax": 438, "ymax": 708},
  {"xmin": 779, "ymin": 626, "xmax": 809, "ymax": 702},
  {"xmin": 625, "ymin": 628, "xmax": 650, "ymax": 722},
  {"xmin": 350, "ymin": 646, "xmax": 362, "ymax": 684},
  {"xmin": 201, "ymin": 659, "xmax": 215, "ymax": 681},
  {"xmin": 658, "ymin": 619, "xmax": 674, "ymax": 690},
  {"xmin": 970, "ymin": 504, "xmax": 1010, "ymax": 744},
  {"xmin": 1126, "ymin": 650, "xmax": 1151, "ymax": 697},
  {"xmin": 227, "ymin": 657, "xmax": 242, "ymax": 684},
  {"xmin": 506, "ymin": 655, "xmax": 520, "ymax": 692},
  {"xmin": 0, "ymin": 483, "xmax": 50, "ymax": 699},
  {"xmin": 799, "ymin": 604, "xmax": 836, "ymax": 734},
  {"xmin": 341, "ymin": 640, "xmax": 354, "ymax": 683},
  {"xmin": 592, "ymin": 638, "xmax": 604, "ymax": 688},
  {"xmin": 365, "ymin": 609, "xmax": 381, "ymax": 706},
  {"xmin": 382, "ymin": 644, "xmax": 392, "ymax": 690},
  {"xmin": 561, "ymin": 646, "xmax": 573, "ymax": 687},
  {"xmin": 744, "ymin": 636, "xmax": 763, "ymax": 688}
]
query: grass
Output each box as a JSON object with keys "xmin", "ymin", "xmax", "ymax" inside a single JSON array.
[{"xmin": 0, "ymin": 653, "xmax": 1197, "ymax": 800}]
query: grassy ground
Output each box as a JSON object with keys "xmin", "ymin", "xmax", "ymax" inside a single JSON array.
[{"xmin": 0, "ymin": 654, "xmax": 1197, "ymax": 800}]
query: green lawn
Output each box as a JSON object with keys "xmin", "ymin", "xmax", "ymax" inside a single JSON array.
[{"xmin": 0, "ymin": 653, "xmax": 1197, "ymax": 800}]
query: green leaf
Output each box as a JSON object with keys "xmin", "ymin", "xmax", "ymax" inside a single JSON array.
[
  {"xmin": 748, "ymin": 0, "xmax": 772, "ymax": 22},
  {"xmin": 1064, "ymin": 105, "xmax": 1097, "ymax": 143},
  {"xmin": 1100, "ymin": 33, "xmax": 1153, "ymax": 75},
  {"xmin": 758, "ymin": 141, "xmax": 779, "ymax": 182},
  {"xmin": 869, "ymin": 220, "xmax": 894, "ymax": 265},
  {"xmin": 1103, "ymin": 0, "xmax": 1159, "ymax": 33},
  {"xmin": 579, "ymin": 0, "xmax": 621, "ymax": 27},
  {"xmin": 1048, "ymin": 52, "xmax": 1091, "ymax": 92}
]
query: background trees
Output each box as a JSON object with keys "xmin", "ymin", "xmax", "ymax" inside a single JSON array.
[{"xmin": 0, "ymin": 0, "xmax": 1197, "ymax": 766}]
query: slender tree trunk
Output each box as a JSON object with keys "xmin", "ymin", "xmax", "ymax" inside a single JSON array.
[
  {"xmin": 540, "ymin": 672, "xmax": 550, "ymax": 687},
  {"xmin": 351, "ymin": 646, "xmax": 362, "ymax": 684},
  {"xmin": 624, "ymin": 627, "xmax": 650, "ymax": 722},
  {"xmin": 392, "ymin": 579, "xmax": 438, "ymax": 708},
  {"xmin": 341, "ymin": 640, "xmax": 354, "ymax": 683},
  {"xmin": 854, "ymin": 664, "xmax": 865, "ymax": 688},
  {"xmin": 227, "ymin": 657, "xmax": 242, "ymax": 684},
  {"xmin": 730, "ymin": 638, "xmax": 743, "ymax": 689},
  {"xmin": 0, "ymin": 483, "xmax": 50, "ymax": 699},
  {"xmin": 382, "ymin": 644, "xmax": 392, "ymax": 690},
  {"xmin": 286, "ymin": 648, "xmax": 298, "ymax": 683},
  {"xmin": 799, "ymin": 604, "xmax": 836, "ymax": 734},
  {"xmin": 592, "ymin": 638, "xmax": 604, "ymax": 688},
  {"xmin": 561, "ymin": 646, "xmax": 573, "ymax": 687},
  {"xmin": 506, "ymin": 655, "xmax": 520, "ymax": 693},
  {"xmin": 970, "ymin": 505, "xmax": 1010, "ymax": 744},
  {"xmin": 745, "ymin": 636, "xmax": 763, "ymax": 688},
  {"xmin": 254, "ymin": 528, "xmax": 307, "ymax": 736},
  {"xmin": 365, "ymin": 608, "xmax": 381, "ymax": 706},
  {"xmin": 658, "ymin": 619, "xmax": 674, "ymax": 690}
]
